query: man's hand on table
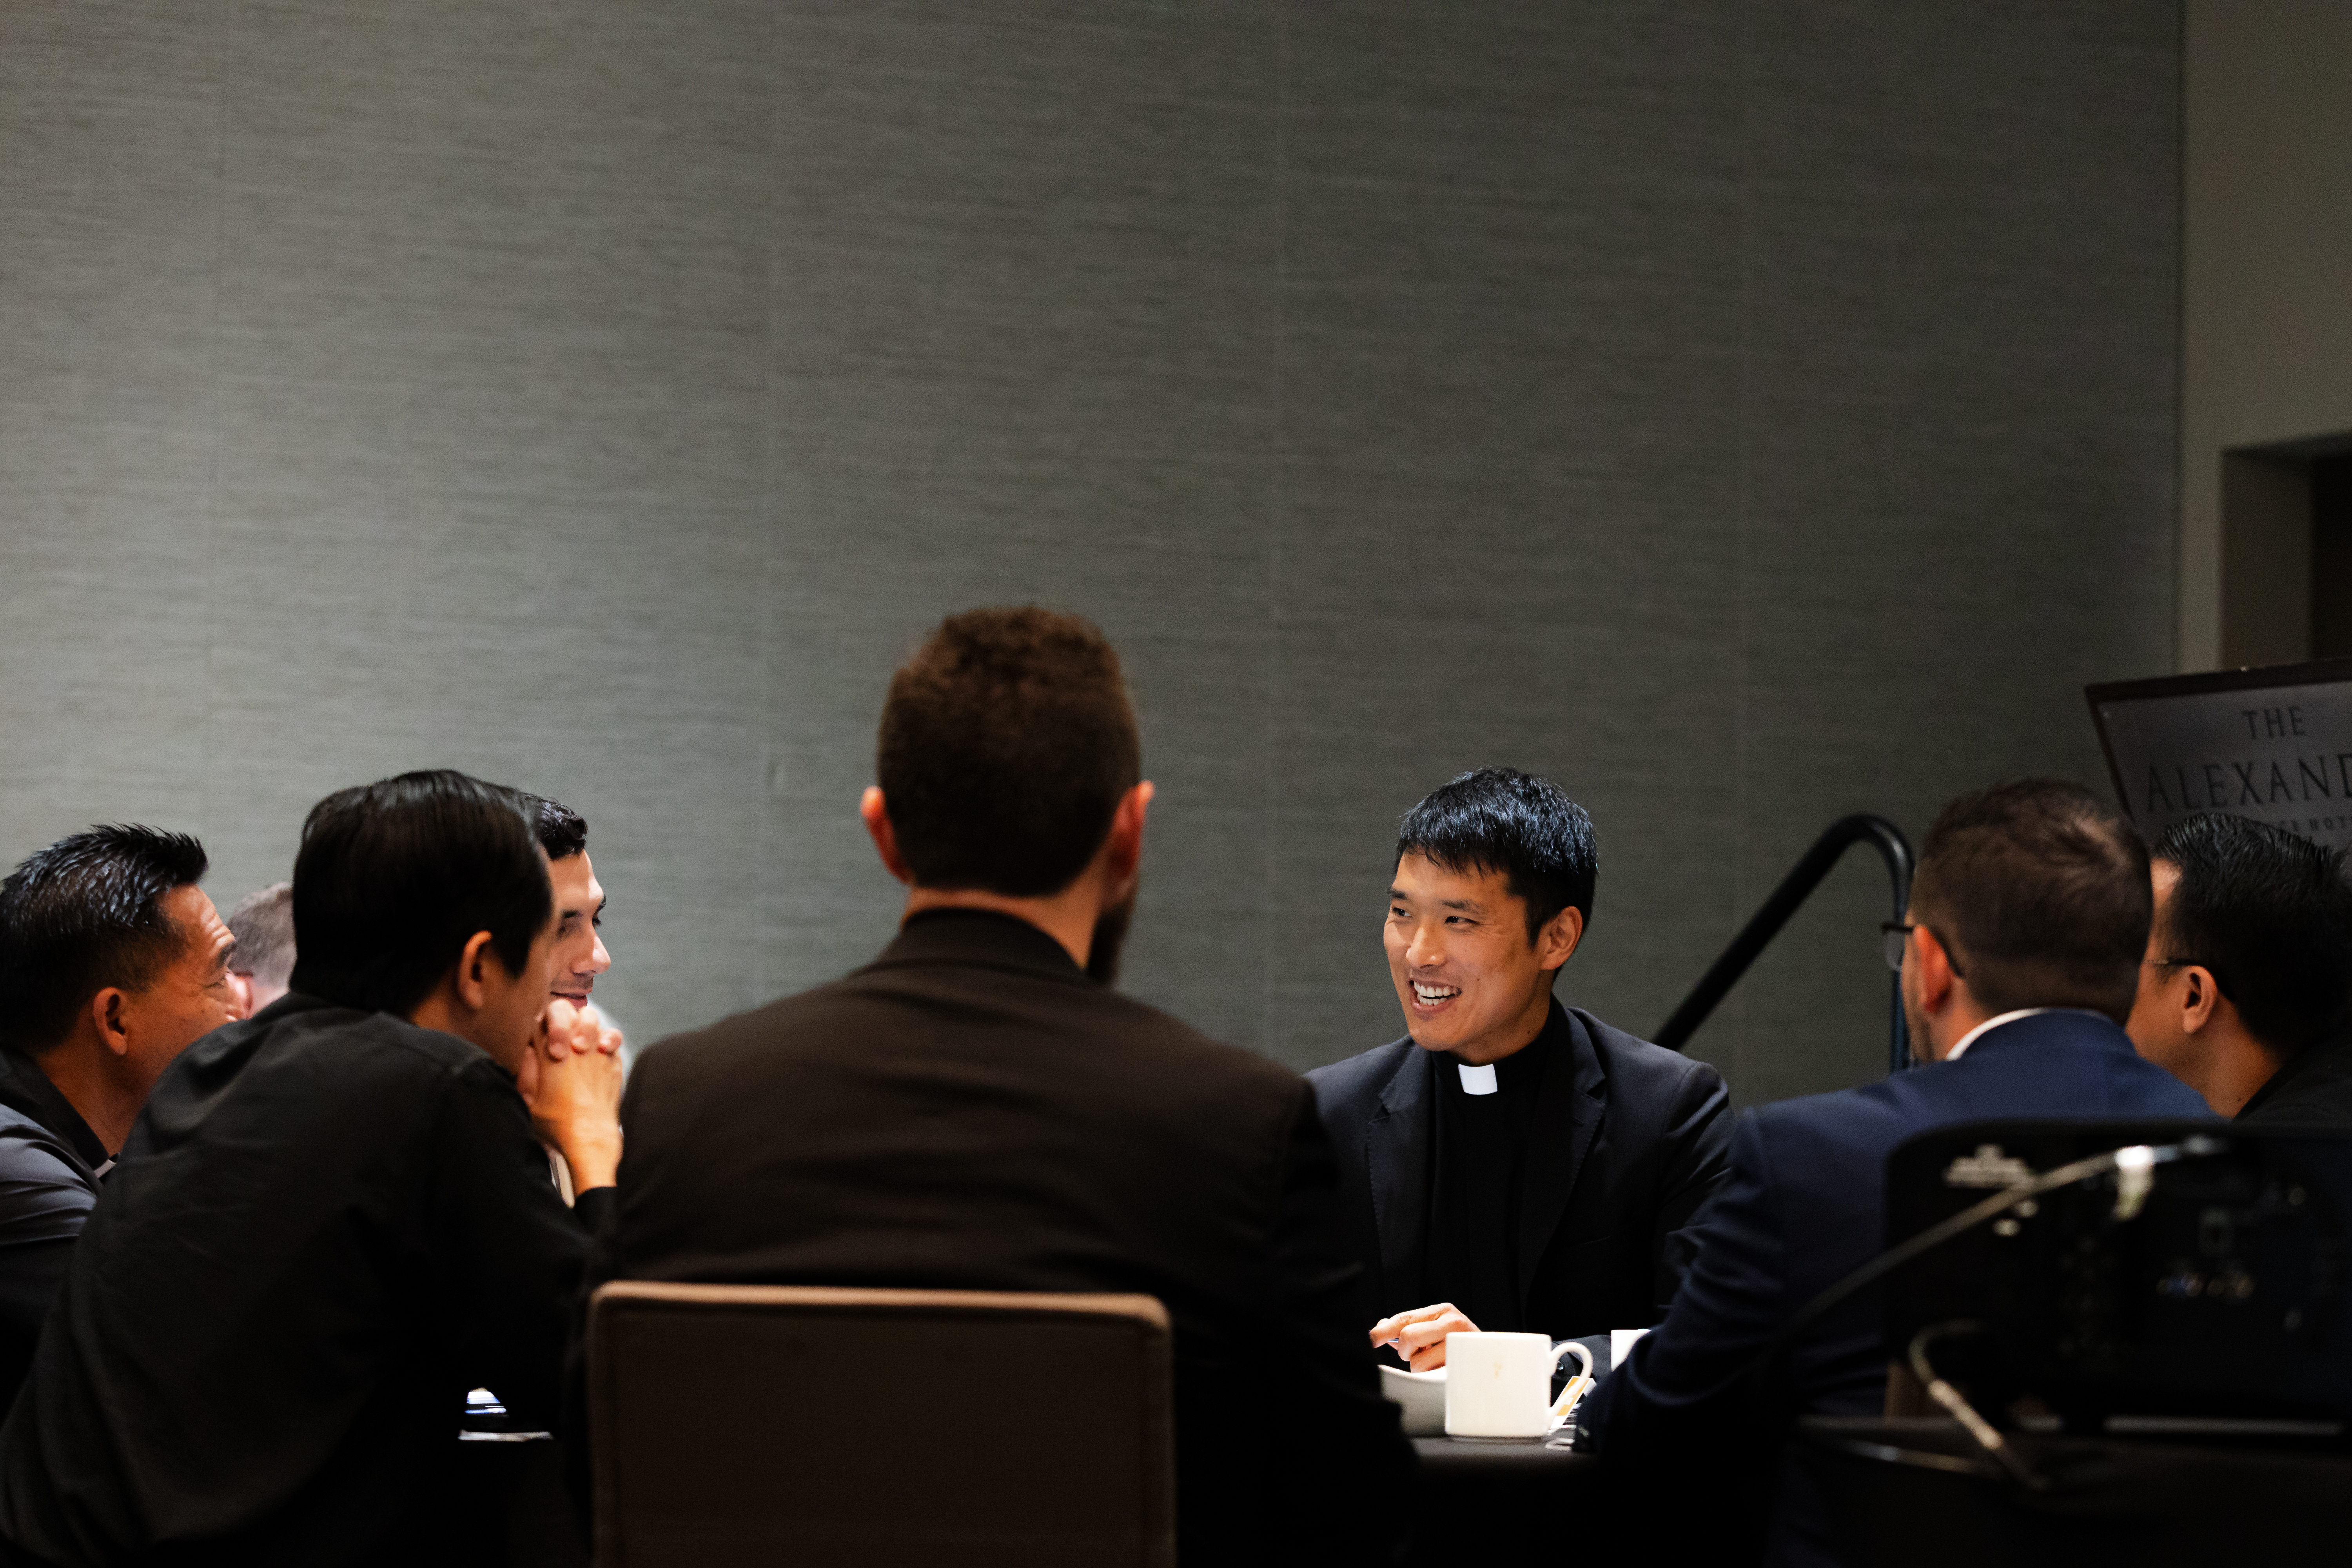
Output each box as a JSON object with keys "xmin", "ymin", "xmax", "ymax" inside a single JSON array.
[
  {"xmin": 1372, "ymin": 1302, "xmax": 1479, "ymax": 1372},
  {"xmin": 519, "ymin": 998, "xmax": 625, "ymax": 1190}
]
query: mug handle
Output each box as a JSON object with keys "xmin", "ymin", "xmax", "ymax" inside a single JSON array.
[{"xmin": 1549, "ymin": 1340, "xmax": 1595, "ymax": 1424}]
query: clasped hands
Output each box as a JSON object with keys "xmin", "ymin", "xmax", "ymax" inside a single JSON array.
[
  {"xmin": 517, "ymin": 998, "xmax": 625, "ymax": 1190},
  {"xmin": 1370, "ymin": 1302, "xmax": 1478, "ymax": 1372}
]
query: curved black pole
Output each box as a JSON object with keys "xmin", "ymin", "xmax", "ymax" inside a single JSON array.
[{"xmin": 1654, "ymin": 813, "xmax": 1916, "ymax": 1075}]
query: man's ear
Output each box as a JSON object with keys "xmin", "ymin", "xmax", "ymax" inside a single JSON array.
[
  {"xmin": 2179, "ymin": 966, "xmax": 2222, "ymax": 1035},
  {"xmin": 453, "ymin": 931, "xmax": 497, "ymax": 1013},
  {"xmin": 861, "ymin": 788, "xmax": 916, "ymax": 886},
  {"xmin": 1102, "ymin": 781, "xmax": 1155, "ymax": 886},
  {"xmin": 90, "ymin": 989, "xmax": 133, "ymax": 1058},
  {"xmin": 1912, "ymin": 924, "xmax": 1958, "ymax": 1017},
  {"xmin": 1535, "ymin": 904, "xmax": 1584, "ymax": 973}
]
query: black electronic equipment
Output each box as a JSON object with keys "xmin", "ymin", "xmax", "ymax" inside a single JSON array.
[{"xmin": 1880, "ymin": 1121, "xmax": 2352, "ymax": 1428}]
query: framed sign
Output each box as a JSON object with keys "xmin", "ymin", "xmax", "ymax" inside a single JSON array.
[{"xmin": 2087, "ymin": 659, "xmax": 2352, "ymax": 852}]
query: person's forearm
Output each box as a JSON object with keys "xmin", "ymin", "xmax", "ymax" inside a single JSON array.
[{"xmin": 554, "ymin": 1126, "xmax": 621, "ymax": 1192}]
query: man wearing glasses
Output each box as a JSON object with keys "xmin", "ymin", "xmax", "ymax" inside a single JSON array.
[
  {"xmin": 2125, "ymin": 812, "xmax": 2352, "ymax": 1122},
  {"xmin": 1579, "ymin": 779, "xmax": 2210, "ymax": 1565}
]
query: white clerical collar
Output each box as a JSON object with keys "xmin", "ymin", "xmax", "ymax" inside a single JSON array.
[
  {"xmin": 1458, "ymin": 1062, "xmax": 1499, "ymax": 1095},
  {"xmin": 1942, "ymin": 1008, "xmax": 2056, "ymax": 1061}
]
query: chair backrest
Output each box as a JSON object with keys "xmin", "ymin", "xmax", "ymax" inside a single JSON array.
[{"xmin": 588, "ymin": 1282, "xmax": 1176, "ymax": 1568}]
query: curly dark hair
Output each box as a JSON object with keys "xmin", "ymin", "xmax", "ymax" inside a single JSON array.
[{"xmin": 877, "ymin": 608, "xmax": 1141, "ymax": 897}]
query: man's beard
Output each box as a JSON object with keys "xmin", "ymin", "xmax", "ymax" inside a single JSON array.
[{"xmin": 1086, "ymin": 885, "xmax": 1138, "ymax": 987}]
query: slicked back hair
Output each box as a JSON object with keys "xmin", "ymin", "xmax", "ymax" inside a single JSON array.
[
  {"xmin": 877, "ymin": 607, "xmax": 1141, "ymax": 897},
  {"xmin": 1909, "ymin": 779, "xmax": 2149, "ymax": 1023},
  {"xmin": 1395, "ymin": 768, "xmax": 1597, "ymax": 948},
  {"xmin": 288, "ymin": 771, "xmax": 552, "ymax": 1018},
  {"xmin": 2154, "ymin": 813, "xmax": 2352, "ymax": 1058},
  {"xmin": 521, "ymin": 794, "xmax": 588, "ymax": 861},
  {"xmin": 0, "ymin": 826, "xmax": 210, "ymax": 1054},
  {"xmin": 225, "ymin": 882, "xmax": 296, "ymax": 991}
]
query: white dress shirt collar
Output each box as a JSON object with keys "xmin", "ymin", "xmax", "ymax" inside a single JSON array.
[{"xmin": 1941, "ymin": 1007, "xmax": 2060, "ymax": 1062}]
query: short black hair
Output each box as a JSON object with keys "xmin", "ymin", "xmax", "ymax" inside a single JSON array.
[
  {"xmin": 1395, "ymin": 768, "xmax": 1597, "ymax": 946},
  {"xmin": 1909, "ymin": 779, "xmax": 2149, "ymax": 1023},
  {"xmin": 224, "ymin": 883, "xmax": 296, "ymax": 991},
  {"xmin": 877, "ymin": 608, "xmax": 1142, "ymax": 897},
  {"xmin": 287, "ymin": 771, "xmax": 552, "ymax": 1018},
  {"xmin": 520, "ymin": 795, "xmax": 587, "ymax": 860},
  {"xmin": 0, "ymin": 826, "xmax": 210, "ymax": 1054},
  {"xmin": 2153, "ymin": 813, "xmax": 2352, "ymax": 1059}
]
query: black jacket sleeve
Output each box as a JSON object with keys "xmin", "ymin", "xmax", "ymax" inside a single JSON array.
[
  {"xmin": 1219, "ymin": 1088, "xmax": 1414, "ymax": 1567},
  {"xmin": 430, "ymin": 1060, "xmax": 598, "ymax": 1430},
  {"xmin": 0, "ymin": 1127, "xmax": 96, "ymax": 1412},
  {"xmin": 1647, "ymin": 1058, "xmax": 1734, "ymax": 1314}
]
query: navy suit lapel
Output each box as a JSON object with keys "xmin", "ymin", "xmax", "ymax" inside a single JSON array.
[
  {"xmin": 1515, "ymin": 1005, "xmax": 1606, "ymax": 1312},
  {"xmin": 1366, "ymin": 1045, "xmax": 1433, "ymax": 1313}
]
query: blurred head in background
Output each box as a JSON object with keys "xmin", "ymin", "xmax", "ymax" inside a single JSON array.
[{"xmin": 224, "ymin": 882, "xmax": 295, "ymax": 1019}]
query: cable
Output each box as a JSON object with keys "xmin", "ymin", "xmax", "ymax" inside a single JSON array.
[
  {"xmin": 1908, "ymin": 1321, "xmax": 2045, "ymax": 1490},
  {"xmin": 1776, "ymin": 1136, "xmax": 2221, "ymax": 1354},
  {"xmin": 1737, "ymin": 1134, "xmax": 2227, "ymax": 1479}
]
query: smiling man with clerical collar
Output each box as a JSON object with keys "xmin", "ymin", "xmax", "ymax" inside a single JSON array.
[{"xmin": 1308, "ymin": 767, "xmax": 1733, "ymax": 1369}]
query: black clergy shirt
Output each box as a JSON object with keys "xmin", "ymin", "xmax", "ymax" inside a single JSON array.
[
  {"xmin": 0, "ymin": 1052, "xmax": 108, "ymax": 1412},
  {"xmin": 1424, "ymin": 1018, "xmax": 1558, "ymax": 1331},
  {"xmin": 1308, "ymin": 998, "xmax": 1735, "ymax": 1347},
  {"xmin": 0, "ymin": 994, "xmax": 608, "ymax": 1568}
]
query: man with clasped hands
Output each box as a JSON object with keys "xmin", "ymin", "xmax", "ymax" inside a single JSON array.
[
  {"xmin": 0, "ymin": 771, "xmax": 625, "ymax": 1566},
  {"xmin": 1308, "ymin": 768, "xmax": 1734, "ymax": 1369}
]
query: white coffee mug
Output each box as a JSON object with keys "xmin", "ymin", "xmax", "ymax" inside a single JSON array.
[{"xmin": 1443, "ymin": 1332, "xmax": 1590, "ymax": 1439}]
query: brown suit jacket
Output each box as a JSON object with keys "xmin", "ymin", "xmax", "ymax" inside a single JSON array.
[{"xmin": 596, "ymin": 910, "xmax": 1411, "ymax": 1567}]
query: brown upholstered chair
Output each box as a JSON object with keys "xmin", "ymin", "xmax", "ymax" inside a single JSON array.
[{"xmin": 586, "ymin": 1283, "xmax": 1176, "ymax": 1567}]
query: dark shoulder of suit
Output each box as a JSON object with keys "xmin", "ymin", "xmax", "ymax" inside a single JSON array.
[
  {"xmin": 609, "ymin": 909, "xmax": 1412, "ymax": 1567},
  {"xmin": 1581, "ymin": 1011, "xmax": 2214, "ymax": 1565},
  {"xmin": 0, "ymin": 1103, "xmax": 97, "ymax": 1414},
  {"xmin": 2238, "ymin": 1031, "xmax": 2352, "ymax": 1125},
  {"xmin": 0, "ymin": 995, "xmax": 593, "ymax": 1568},
  {"xmin": 615, "ymin": 909, "xmax": 1317, "ymax": 1286}
]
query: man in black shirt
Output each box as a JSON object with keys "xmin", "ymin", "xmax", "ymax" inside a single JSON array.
[
  {"xmin": 1308, "ymin": 769, "xmax": 1732, "ymax": 1368},
  {"xmin": 2125, "ymin": 812, "xmax": 2352, "ymax": 1122},
  {"xmin": 0, "ymin": 826, "xmax": 239, "ymax": 1406},
  {"xmin": 0, "ymin": 771, "xmax": 623, "ymax": 1566}
]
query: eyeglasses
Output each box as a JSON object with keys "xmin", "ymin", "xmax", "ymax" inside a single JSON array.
[{"xmin": 1880, "ymin": 922, "xmax": 1966, "ymax": 977}]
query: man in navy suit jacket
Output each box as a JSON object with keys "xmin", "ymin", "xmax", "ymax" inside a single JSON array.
[{"xmin": 1583, "ymin": 780, "xmax": 2212, "ymax": 1567}]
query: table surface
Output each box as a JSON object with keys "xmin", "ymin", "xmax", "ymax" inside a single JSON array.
[{"xmin": 1411, "ymin": 1433, "xmax": 1591, "ymax": 1473}]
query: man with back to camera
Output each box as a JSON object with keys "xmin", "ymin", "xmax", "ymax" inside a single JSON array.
[
  {"xmin": 1306, "ymin": 768, "xmax": 1733, "ymax": 1369},
  {"xmin": 1581, "ymin": 780, "xmax": 2212, "ymax": 1567},
  {"xmin": 597, "ymin": 607, "xmax": 1413, "ymax": 1566},
  {"xmin": 0, "ymin": 827, "xmax": 238, "ymax": 1407},
  {"xmin": 222, "ymin": 881, "xmax": 294, "ymax": 1020},
  {"xmin": 2124, "ymin": 812, "xmax": 2352, "ymax": 1122},
  {"xmin": 0, "ymin": 771, "xmax": 625, "ymax": 1566}
]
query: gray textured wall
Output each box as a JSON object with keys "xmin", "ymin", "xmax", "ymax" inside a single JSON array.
[{"xmin": 0, "ymin": 2, "xmax": 2178, "ymax": 1103}]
